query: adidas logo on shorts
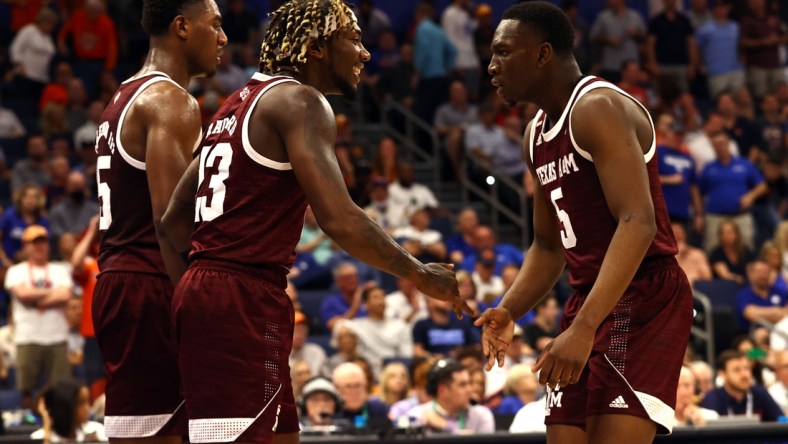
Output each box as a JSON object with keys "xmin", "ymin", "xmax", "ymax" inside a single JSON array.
[{"xmin": 609, "ymin": 396, "xmax": 629, "ymax": 409}]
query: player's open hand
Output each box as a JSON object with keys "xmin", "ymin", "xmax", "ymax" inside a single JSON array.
[
  {"xmin": 532, "ymin": 325, "xmax": 594, "ymax": 388},
  {"xmin": 416, "ymin": 263, "xmax": 474, "ymax": 318},
  {"xmin": 474, "ymin": 307, "xmax": 514, "ymax": 371}
]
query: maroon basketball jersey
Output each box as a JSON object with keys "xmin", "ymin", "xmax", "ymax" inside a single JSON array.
[
  {"xmin": 529, "ymin": 77, "xmax": 677, "ymax": 289},
  {"xmin": 189, "ymin": 73, "xmax": 307, "ymax": 271},
  {"xmin": 96, "ymin": 72, "xmax": 185, "ymax": 277}
]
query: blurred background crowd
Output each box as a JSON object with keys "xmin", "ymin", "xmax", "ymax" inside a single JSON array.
[{"xmin": 1, "ymin": 0, "xmax": 788, "ymax": 439}]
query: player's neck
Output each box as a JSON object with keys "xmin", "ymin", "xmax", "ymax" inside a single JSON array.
[
  {"xmin": 540, "ymin": 67, "xmax": 583, "ymax": 124},
  {"xmin": 139, "ymin": 46, "xmax": 193, "ymax": 90}
]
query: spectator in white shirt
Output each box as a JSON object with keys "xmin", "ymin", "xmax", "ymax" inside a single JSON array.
[
  {"xmin": 768, "ymin": 350, "xmax": 788, "ymax": 415},
  {"xmin": 365, "ymin": 178, "xmax": 402, "ymax": 231},
  {"xmin": 5, "ymin": 225, "xmax": 72, "ymax": 408},
  {"xmin": 441, "ymin": 0, "xmax": 480, "ymax": 100},
  {"xmin": 388, "ymin": 162, "xmax": 439, "ymax": 220},
  {"xmin": 9, "ymin": 8, "xmax": 59, "ymax": 86},
  {"xmin": 685, "ymin": 112, "xmax": 740, "ymax": 174},
  {"xmin": 385, "ymin": 278, "xmax": 429, "ymax": 328},
  {"xmin": 472, "ymin": 249, "xmax": 504, "ymax": 304},
  {"xmin": 349, "ymin": 286, "xmax": 413, "ymax": 376},
  {"xmin": 393, "ymin": 209, "xmax": 447, "ymax": 262},
  {"xmin": 0, "ymin": 95, "xmax": 26, "ymax": 138}
]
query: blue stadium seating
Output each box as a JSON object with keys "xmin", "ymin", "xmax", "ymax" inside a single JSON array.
[
  {"xmin": 309, "ymin": 334, "xmax": 335, "ymax": 356},
  {"xmin": 693, "ymin": 279, "xmax": 742, "ymax": 312},
  {"xmin": 299, "ymin": 290, "xmax": 328, "ymax": 335},
  {"xmin": 0, "ymin": 388, "xmax": 22, "ymax": 410}
]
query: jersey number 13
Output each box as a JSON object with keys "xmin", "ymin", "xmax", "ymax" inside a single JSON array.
[{"xmin": 195, "ymin": 142, "xmax": 233, "ymax": 222}]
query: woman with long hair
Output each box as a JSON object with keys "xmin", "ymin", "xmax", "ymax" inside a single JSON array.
[
  {"xmin": 709, "ymin": 220, "xmax": 752, "ymax": 284},
  {"xmin": 376, "ymin": 361, "xmax": 410, "ymax": 407}
]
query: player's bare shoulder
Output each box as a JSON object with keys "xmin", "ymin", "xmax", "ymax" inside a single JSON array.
[
  {"xmin": 133, "ymin": 80, "xmax": 200, "ymax": 124},
  {"xmin": 259, "ymin": 82, "xmax": 336, "ymax": 147},
  {"xmin": 259, "ymin": 82, "xmax": 333, "ymax": 126},
  {"xmin": 571, "ymin": 87, "xmax": 651, "ymax": 155}
]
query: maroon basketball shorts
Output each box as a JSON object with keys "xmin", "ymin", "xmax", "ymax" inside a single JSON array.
[
  {"xmin": 543, "ymin": 256, "xmax": 693, "ymax": 435},
  {"xmin": 173, "ymin": 259, "xmax": 299, "ymax": 443},
  {"xmin": 92, "ymin": 271, "xmax": 186, "ymax": 438}
]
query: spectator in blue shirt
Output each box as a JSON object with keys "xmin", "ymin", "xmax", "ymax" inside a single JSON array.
[
  {"xmin": 412, "ymin": 2, "xmax": 457, "ymax": 124},
  {"xmin": 656, "ymin": 113, "xmax": 702, "ymax": 231},
  {"xmin": 696, "ymin": 0, "xmax": 745, "ymax": 98},
  {"xmin": 700, "ymin": 350, "xmax": 783, "ymax": 421},
  {"xmin": 736, "ymin": 259, "xmax": 788, "ymax": 332},
  {"xmin": 320, "ymin": 263, "xmax": 369, "ymax": 332},
  {"xmin": 0, "ymin": 183, "xmax": 49, "ymax": 266},
  {"xmin": 446, "ymin": 208, "xmax": 479, "ymax": 265},
  {"xmin": 699, "ymin": 131, "xmax": 767, "ymax": 252},
  {"xmin": 461, "ymin": 225, "xmax": 523, "ymax": 276},
  {"xmin": 413, "ymin": 298, "xmax": 479, "ymax": 357}
]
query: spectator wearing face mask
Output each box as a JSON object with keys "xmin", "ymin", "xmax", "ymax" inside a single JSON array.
[{"xmin": 49, "ymin": 171, "xmax": 99, "ymax": 249}]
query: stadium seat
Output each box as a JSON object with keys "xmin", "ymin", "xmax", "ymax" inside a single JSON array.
[
  {"xmin": 309, "ymin": 334, "xmax": 335, "ymax": 356},
  {"xmin": 299, "ymin": 290, "xmax": 328, "ymax": 335},
  {"xmin": 693, "ymin": 279, "xmax": 742, "ymax": 312},
  {"xmin": 0, "ymin": 388, "xmax": 22, "ymax": 410}
]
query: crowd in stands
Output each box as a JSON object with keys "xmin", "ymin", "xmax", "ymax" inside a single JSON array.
[{"xmin": 0, "ymin": 0, "xmax": 787, "ymax": 437}]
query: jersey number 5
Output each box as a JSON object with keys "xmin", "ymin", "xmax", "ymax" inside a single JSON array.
[
  {"xmin": 550, "ymin": 187, "xmax": 577, "ymax": 249},
  {"xmin": 195, "ymin": 142, "xmax": 233, "ymax": 222},
  {"xmin": 97, "ymin": 155, "xmax": 112, "ymax": 230}
]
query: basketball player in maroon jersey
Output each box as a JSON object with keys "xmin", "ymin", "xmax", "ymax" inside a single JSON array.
[
  {"xmin": 475, "ymin": 3, "xmax": 693, "ymax": 443},
  {"xmin": 160, "ymin": 1, "xmax": 470, "ymax": 443},
  {"xmin": 92, "ymin": 1, "xmax": 226, "ymax": 443}
]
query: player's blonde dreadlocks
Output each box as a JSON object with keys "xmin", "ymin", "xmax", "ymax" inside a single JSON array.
[{"xmin": 260, "ymin": 0, "xmax": 357, "ymax": 74}]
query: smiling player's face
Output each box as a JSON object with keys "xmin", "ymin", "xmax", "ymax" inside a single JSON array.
[{"xmin": 327, "ymin": 25, "xmax": 370, "ymax": 100}]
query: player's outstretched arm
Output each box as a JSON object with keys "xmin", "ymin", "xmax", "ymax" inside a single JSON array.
[
  {"xmin": 139, "ymin": 83, "xmax": 203, "ymax": 285},
  {"xmin": 475, "ymin": 120, "xmax": 566, "ymax": 371},
  {"xmin": 533, "ymin": 90, "xmax": 658, "ymax": 388},
  {"xmin": 275, "ymin": 85, "xmax": 471, "ymax": 317}
]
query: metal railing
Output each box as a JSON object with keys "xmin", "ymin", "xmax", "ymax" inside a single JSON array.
[
  {"xmin": 460, "ymin": 156, "xmax": 530, "ymax": 247},
  {"xmin": 379, "ymin": 100, "xmax": 442, "ymax": 192},
  {"xmin": 692, "ymin": 291, "xmax": 716, "ymax": 369},
  {"xmin": 379, "ymin": 99, "xmax": 530, "ymax": 246}
]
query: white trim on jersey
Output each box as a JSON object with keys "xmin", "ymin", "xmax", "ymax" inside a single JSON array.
[
  {"xmin": 120, "ymin": 70, "xmax": 171, "ymax": 85},
  {"xmin": 241, "ymin": 74, "xmax": 300, "ymax": 171},
  {"xmin": 567, "ymin": 80, "xmax": 657, "ymax": 164},
  {"xmin": 104, "ymin": 401, "xmax": 184, "ymax": 438},
  {"xmin": 528, "ymin": 113, "xmax": 540, "ymax": 164},
  {"xmin": 540, "ymin": 77, "xmax": 595, "ymax": 143},
  {"xmin": 115, "ymin": 74, "xmax": 186, "ymax": 171},
  {"xmin": 188, "ymin": 383, "xmax": 282, "ymax": 442},
  {"xmin": 603, "ymin": 354, "xmax": 677, "ymax": 434}
]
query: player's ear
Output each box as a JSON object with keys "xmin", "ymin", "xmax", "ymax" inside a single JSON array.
[
  {"xmin": 307, "ymin": 38, "xmax": 327, "ymax": 60},
  {"xmin": 536, "ymin": 42, "xmax": 552, "ymax": 68},
  {"xmin": 173, "ymin": 15, "xmax": 190, "ymax": 40}
]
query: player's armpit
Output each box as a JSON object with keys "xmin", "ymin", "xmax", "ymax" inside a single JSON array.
[{"xmin": 162, "ymin": 156, "xmax": 201, "ymax": 255}]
